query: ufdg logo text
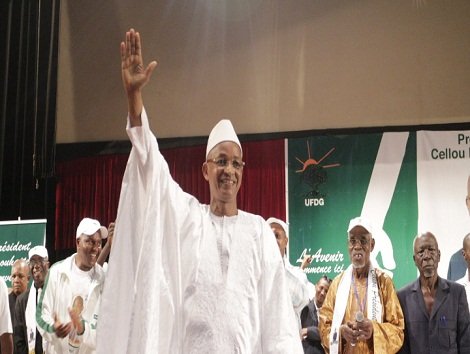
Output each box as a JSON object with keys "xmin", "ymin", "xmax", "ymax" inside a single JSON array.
[{"xmin": 304, "ymin": 198, "xmax": 324, "ymax": 207}]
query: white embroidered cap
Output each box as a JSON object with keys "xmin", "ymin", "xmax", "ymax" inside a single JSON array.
[
  {"xmin": 76, "ymin": 217, "xmax": 108, "ymax": 239},
  {"xmin": 28, "ymin": 245, "xmax": 48, "ymax": 260},
  {"xmin": 205, "ymin": 119, "xmax": 242, "ymax": 158},
  {"xmin": 266, "ymin": 217, "xmax": 289, "ymax": 238},
  {"xmin": 347, "ymin": 216, "xmax": 374, "ymax": 234}
]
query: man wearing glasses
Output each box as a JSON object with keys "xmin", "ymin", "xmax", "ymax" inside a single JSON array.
[
  {"xmin": 98, "ymin": 28, "xmax": 303, "ymax": 354},
  {"xmin": 319, "ymin": 216, "xmax": 404, "ymax": 353},
  {"xmin": 14, "ymin": 246, "xmax": 49, "ymax": 354}
]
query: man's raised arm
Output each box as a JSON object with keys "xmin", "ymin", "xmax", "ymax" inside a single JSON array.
[{"xmin": 120, "ymin": 28, "xmax": 157, "ymax": 127}]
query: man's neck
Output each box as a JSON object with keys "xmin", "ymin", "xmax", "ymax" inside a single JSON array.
[
  {"xmin": 210, "ymin": 200, "xmax": 238, "ymax": 217},
  {"xmin": 419, "ymin": 275, "xmax": 438, "ymax": 295},
  {"xmin": 353, "ymin": 263, "xmax": 370, "ymax": 279},
  {"xmin": 74, "ymin": 257, "xmax": 92, "ymax": 272},
  {"xmin": 315, "ymin": 299, "xmax": 322, "ymax": 309}
]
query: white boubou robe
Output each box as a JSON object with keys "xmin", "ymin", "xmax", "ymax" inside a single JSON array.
[
  {"xmin": 97, "ymin": 109, "xmax": 302, "ymax": 354},
  {"xmin": 25, "ymin": 288, "xmax": 50, "ymax": 353},
  {"xmin": 25, "ymin": 287, "xmax": 43, "ymax": 353},
  {"xmin": 283, "ymin": 256, "xmax": 310, "ymax": 327}
]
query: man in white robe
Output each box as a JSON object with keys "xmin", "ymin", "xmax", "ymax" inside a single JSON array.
[
  {"xmin": 14, "ymin": 245, "xmax": 50, "ymax": 354},
  {"xmin": 0, "ymin": 277, "xmax": 13, "ymax": 354},
  {"xmin": 97, "ymin": 28, "xmax": 302, "ymax": 354},
  {"xmin": 267, "ymin": 217, "xmax": 311, "ymax": 326}
]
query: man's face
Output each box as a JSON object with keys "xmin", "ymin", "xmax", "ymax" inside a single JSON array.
[
  {"xmin": 315, "ymin": 277, "xmax": 331, "ymax": 308},
  {"xmin": 29, "ymin": 255, "xmax": 49, "ymax": 289},
  {"xmin": 202, "ymin": 142, "xmax": 243, "ymax": 205},
  {"xmin": 413, "ymin": 232, "xmax": 440, "ymax": 279},
  {"xmin": 461, "ymin": 236, "xmax": 470, "ymax": 269},
  {"xmin": 76, "ymin": 232, "xmax": 102, "ymax": 271},
  {"xmin": 270, "ymin": 223, "xmax": 288, "ymax": 257},
  {"xmin": 11, "ymin": 262, "xmax": 29, "ymax": 296},
  {"xmin": 348, "ymin": 226, "xmax": 375, "ymax": 270}
]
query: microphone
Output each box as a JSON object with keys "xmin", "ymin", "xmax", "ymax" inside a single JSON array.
[
  {"xmin": 351, "ymin": 312, "xmax": 364, "ymax": 347},
  {"xmin": 355, "ymin": 311, "xmax": 364, "ymax": 323}
]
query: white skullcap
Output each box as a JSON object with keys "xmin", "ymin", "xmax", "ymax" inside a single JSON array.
[
  {"xmin": 347, "ymin": 216, "xmax": 374, "ymax": 234},
  {"xmin": 206, "ymin": 119, "xmax": 242, "ymax": 158},
  {"xmin": 267, "ymin": 217, "xmax": 289, "ymax": 238},
  {"xmin": 76, "ymin": 218, "xmax": 108, "ymax": 239},
  {"xmin": 28, "ymin": 245, "xmax": 48, "ymax": 260}
]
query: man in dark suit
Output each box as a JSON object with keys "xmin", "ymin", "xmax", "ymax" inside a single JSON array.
[
  {"xmin": 447, "ymin": 248, "xmax": 466, "ymax": 281},
  {"xmin": 300, "ymin": 275, "xmax": 331, "ymax": 354},
  {"xmin": 398, "ymin": 232, "xmax": 470, "ymax": 354},
  {"xmin": 8, "ymin": 260, "xmax": 29, "ymax": 324}
]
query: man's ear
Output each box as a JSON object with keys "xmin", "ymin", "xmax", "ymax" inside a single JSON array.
[{"xmin": 202, "ymin": 162, "xmax": 209, "ymax": 181}]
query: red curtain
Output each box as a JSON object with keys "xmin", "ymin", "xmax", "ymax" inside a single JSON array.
[{"xmin": 55, "ymin": 139, "xmax": 286, "ymax": 251}]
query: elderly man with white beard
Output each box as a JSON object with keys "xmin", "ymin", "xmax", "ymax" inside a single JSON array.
[{"xmin": 319, "ymin": 216, "xmax": 404, "ymax": 354}]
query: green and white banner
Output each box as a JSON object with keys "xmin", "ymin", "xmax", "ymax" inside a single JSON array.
[
  {"xmin": 0, "ymin": 219, "xmax": 46, "ymax": 287},
  {"xmin": 287, "ymin": 130, "xmax": 469, "ymax": 289},
  {"xmin": 417, "ymin": 131, "xmax": 470, "ymax": 280}
]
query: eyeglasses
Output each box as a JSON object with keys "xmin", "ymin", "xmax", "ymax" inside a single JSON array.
[
  {"xmin": 348, "ymin": 237, "xmax": 370, "ymax": 247},
  {"xmin": 81, "ymin": 238, "xmax": 102, "ymax": 248},
  {"xmin": 207, "ymin": 158, "xmax": 245, "ymax": 170}
]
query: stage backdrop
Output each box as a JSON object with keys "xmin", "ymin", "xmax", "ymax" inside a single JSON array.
[
  {"xmin": 0, "ymin": 219, "xmax": 46, "ymax": 287},
  {"xmin": 417, "ymin": 131, "xmax": 470, "ymax": 281},
  {"xmin": 287, "ymin": 130, "xmax": 469, "ymax": 290}
]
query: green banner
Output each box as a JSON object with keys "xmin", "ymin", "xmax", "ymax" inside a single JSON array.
[
  {"xmin": 0, "ymin": 219, "xmax": 46, "ymax": 287},
  {"xmin": 287, "ymin": 132, "xmax": 418, "ymax": 289}
]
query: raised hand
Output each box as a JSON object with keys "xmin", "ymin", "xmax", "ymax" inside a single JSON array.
[
  {"xmin": 300, "ymin": 254, "xmax": 313, "ymax": 270},
  {"xmin": 120, "ymin": 28, "xmax": 158, "ymax": 123},
  {"xmin": 107, "ymin": 222, "xmax": 115, "ymax": 247},
  {"xmin": 120, "ymin": 28, "xmax": 157, "ymax": 94}
]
